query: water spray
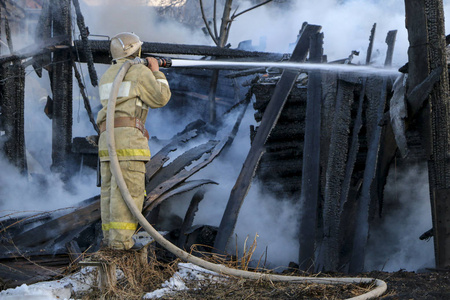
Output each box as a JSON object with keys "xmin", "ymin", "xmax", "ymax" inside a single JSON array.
[
  {"xmin": 144, "ymin": 55, "xmax": 399, "ymax": 77},
  {"xmin": 105, "ymin": 57, "xmax": 387, "ymax": 300},
  {"xmin": 161, "ymin": 59, "xmax": 398, "ymax": 77}
]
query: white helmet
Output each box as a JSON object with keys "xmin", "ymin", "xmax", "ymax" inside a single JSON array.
[{"xmin": 110, "ymin": 32, "xmax": 143, "ymax": 60}]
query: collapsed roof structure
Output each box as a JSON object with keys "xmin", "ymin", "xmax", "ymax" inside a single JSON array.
[{"xmin": 0, "ymin": 0, "xmax": 448, "ymax": 290}]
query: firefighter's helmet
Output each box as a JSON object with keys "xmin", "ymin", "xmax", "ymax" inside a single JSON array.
[{"xmin": 110, "ymin": 32, "xmax": 143, "ymax": 60}]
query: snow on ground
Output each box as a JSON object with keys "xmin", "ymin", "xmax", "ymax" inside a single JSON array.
[
  {"xmin": 144, "ymin": 263, "xmax": 226, "ymax": 299},
  {"xmin": 0, "ymin": 266, "xmax": 96, "ymax": 300},
  {"xmin": 0, "ymin": 263, "xmax": 225, "ymax": 299}
]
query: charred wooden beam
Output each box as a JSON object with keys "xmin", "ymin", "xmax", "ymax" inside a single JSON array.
[
  {"xmin": 0, "ymin": 60, "xmax": 26, "ymax": 173},
  {"xmin": 349, "ymin": 77, "xmax": 388, "ymax": 273},
  {"xmin": 3, "ymin": 11, "xmax": 13, "ymax": 54},
  {"xmin": 72, "ymin": 60, "xmax": 99, "ymax": 134},
  {"xmin": 146, "ymin": 141, "xmax": 219, "ymax": 193},
  {"xmin": 390, "ymin": 74, "xmax": 408, "ymax": 158},
  {"xmin": 320, "ymin": 78, "xmax": 356, "ymax": 272},
  {"xmin": 384, "ymin": 30, "xmax": 397, "ymax": 67},
  {"xmin": 366, "ymin": 23, "xmax": 376, "ymax": 65},
  {"xmin": 298, "ymin": 32, "xmax": 323, "ymax": 271},
  {"xmin": 213, "ymin": 24, "xmax": 322, "ymax": 254},
  {"xmin": 146, "ymin": 130, "xmax": 199, "ymax": 184},
  {"xmin": 404, "ymin": 0, "xmax": 450, "ymax": 269},
  {"xmin": 73, "ymin": 40, "xmax": 284, "ymax": 65},
  {"xmin": 144, "ymin": 140, "xmax": 227, "ymax": 212},
  {"xmin": 425, "ymin": 0, "xmax": 450, "ymax": 269},
  {"xmin": 178, "ymin": 189, "xmax": 206, "ymax": 249},
  {"xmin": 12, "ymin": 199, "xmax": 100, "ymax": 247},
  {"xmin": 72, "ymin": 0, "xmax": 98, "ymax": 86},
  {"xmin": 337, "ymin": 82, "xmax": 366, "ymax": 273},
  {"xmin": 65, "ymin": 240, "xmax": 83, "ymax": 265},
  {"xmin": 50, "ymin": 0, "xmax": 73, "ymax": 177}
]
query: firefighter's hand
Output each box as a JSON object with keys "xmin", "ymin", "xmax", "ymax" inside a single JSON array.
[{"xmin": 146, "ymin": 57, "xmax": 159, "ymax": 72}]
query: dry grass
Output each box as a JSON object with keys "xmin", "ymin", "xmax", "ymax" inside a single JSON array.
[
  {"xmin": 71, "ymin": 236, "xmax": 377, "ymax": 300},
  {"xmin": 78, "ymin": 247, "xmax": 177, "ymax": 299}
]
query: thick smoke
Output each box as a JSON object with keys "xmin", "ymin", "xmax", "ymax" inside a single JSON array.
[{"xmin": 365, "ymin": 164, "xmax": 434, "ymax": 272}]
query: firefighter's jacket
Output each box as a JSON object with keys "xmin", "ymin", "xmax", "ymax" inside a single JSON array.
[{"xmin": 96, "ymin": 58, "xmax": 171, "ymax": 162}]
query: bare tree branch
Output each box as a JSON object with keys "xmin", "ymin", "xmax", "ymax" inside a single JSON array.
[
  {"xmin": 213, "ymin": 0, "xmax": 218, "ymax": 40},
  {"xmin": 218, "ymin": 0, "xmax": 233, "ymax": 47},
  {"xmin": 231, "ymin": 0, "xmax": 274, "ymax": 20},
  {"xmin": 199, "ymin": 0, "xmax": 219, "ymax": 46}
]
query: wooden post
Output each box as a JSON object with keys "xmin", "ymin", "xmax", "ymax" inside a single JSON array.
[
  {"xmin": 79, "ymin": 260, "xmax": 117, "ymax": 290},
  {"xmin": 320, "ymin": 78, "xmax": 356, "ymax": 272},
  {"xmin": 50, "ymin": 0, "xmax": 73, "ymax": 177},
  {"xmin": 366, "ymin": 23, "xmax": 376, "ymax": 65},
  {"xmin": 213, "ymin": 24, "xmax": 322, "ymax": 253},
  {"xmin": 349, "ymin": 77, "xmax": 387, "ymax": 273},
  {"xmin": 404, "ymin": 0, "xmax": 450, "ymax": 269},
  {"xmin": 298, "ymin": 32, "xmax": 323, "ymax": 271},
  {"xmin": 0, "ymin": 60, "xmax": 27, "ymax": 173},
  {"xmin": 384, "ymin": 30, "xmax": 397, "ymax": 67}
]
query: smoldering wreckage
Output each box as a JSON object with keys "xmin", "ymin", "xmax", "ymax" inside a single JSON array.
[{"xmin": 0, "ymin": 0, "xmax": 449, "ymax": 298}]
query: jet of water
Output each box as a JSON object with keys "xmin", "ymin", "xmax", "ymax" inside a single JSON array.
[{"xmin": 171, "ymin": 59, "xmax": 400, "ymax": 77}]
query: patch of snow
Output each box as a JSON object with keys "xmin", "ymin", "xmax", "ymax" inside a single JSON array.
[
  {"xmin": 0, "ymin": 266, "xmax": 97, "ymax": 300},
  {"xmin": 143, "ymin": 262, "xmax": 226, "ymax": 299}
]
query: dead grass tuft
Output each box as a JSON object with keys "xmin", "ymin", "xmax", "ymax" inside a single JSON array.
[{"xmin": 79, "ymin": 247, "xmax": 177, "ymax": 300}]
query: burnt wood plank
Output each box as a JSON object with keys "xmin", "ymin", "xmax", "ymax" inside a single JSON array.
[
  {"xmin": 178, "ymin": 189, "xmax": 206, "ymax": 249},
  {"xmin": 145, "ymin": 180, "xmax": 217, "ymax": 213},
  {"xmin": 144, "ymin": 140, "xmax": 227, "ymax": 212},
  {"xmin": 384, "ymin": 30, "xmax": 397, "ymax": 67},
  {"xmin": 349, "ymin": 77, "xmax": 387, "ymax": 273},
  {"xmin": 298, "ymin": 32, "xmax": 323, "ymax": 271},
  {"xmin": 320, "ymin": 78, "xmax": 355, "ymax": 272},
  {"xmin": 145, "ymin": 130, "xmax": 198, "ymax": 184},
  {"xmin": 12, "ymin": 199, "xmax": 100, "ymax": 248},
  {"xmin": 146, "ymin": 140, "xmax": 219, "ymax": 193}
]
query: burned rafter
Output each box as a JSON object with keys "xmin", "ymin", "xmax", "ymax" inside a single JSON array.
[{"xmin": 73, "ymin": 39, "xmax": 284, "ymax": 65}]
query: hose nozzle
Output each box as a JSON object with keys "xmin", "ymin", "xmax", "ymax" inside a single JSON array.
[
  {"xmin": 137, "ymin": 56, "xmax": 172, "ymax": 68},
  {"xmin": 156, "ymin": 57, "xmax": 172, "ymax": 68}
]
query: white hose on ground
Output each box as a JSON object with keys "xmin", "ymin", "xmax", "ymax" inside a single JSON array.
[{"xmin": 105, "ymin": 58, "xmax": 387, "ymax": 300}]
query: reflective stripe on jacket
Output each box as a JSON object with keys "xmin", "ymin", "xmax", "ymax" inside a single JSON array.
[{"xmin": 96, "ymin": 58, "xmax": 171, "ymax": 161}]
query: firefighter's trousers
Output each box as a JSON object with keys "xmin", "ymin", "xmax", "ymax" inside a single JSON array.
[{"xmin": 100, "ymin": 160, "xmax": 146, "ymax": 250}]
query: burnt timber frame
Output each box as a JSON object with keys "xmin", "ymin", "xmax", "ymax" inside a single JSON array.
[{"xmin": 213, "ymin": 23, "xmax": 322, "ymax": 253}]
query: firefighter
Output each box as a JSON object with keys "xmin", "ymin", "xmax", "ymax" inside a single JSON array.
[{"xmin": 96, "ymin": 32, "xmax": 171, "ymax": 250}]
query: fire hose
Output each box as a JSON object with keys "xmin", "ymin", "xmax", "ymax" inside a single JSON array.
[{"xmin": 105, "ymin": 58, "xmax": 387, "ymax": 300}]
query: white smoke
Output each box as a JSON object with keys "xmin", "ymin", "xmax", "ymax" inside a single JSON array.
[
  {"xmin": 78, "ymin": 0, "xmax": 211, "ymax": 45},
  {"xmin": 365, "ymin": 164, "xmax": 434, "ymax": 272}
]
